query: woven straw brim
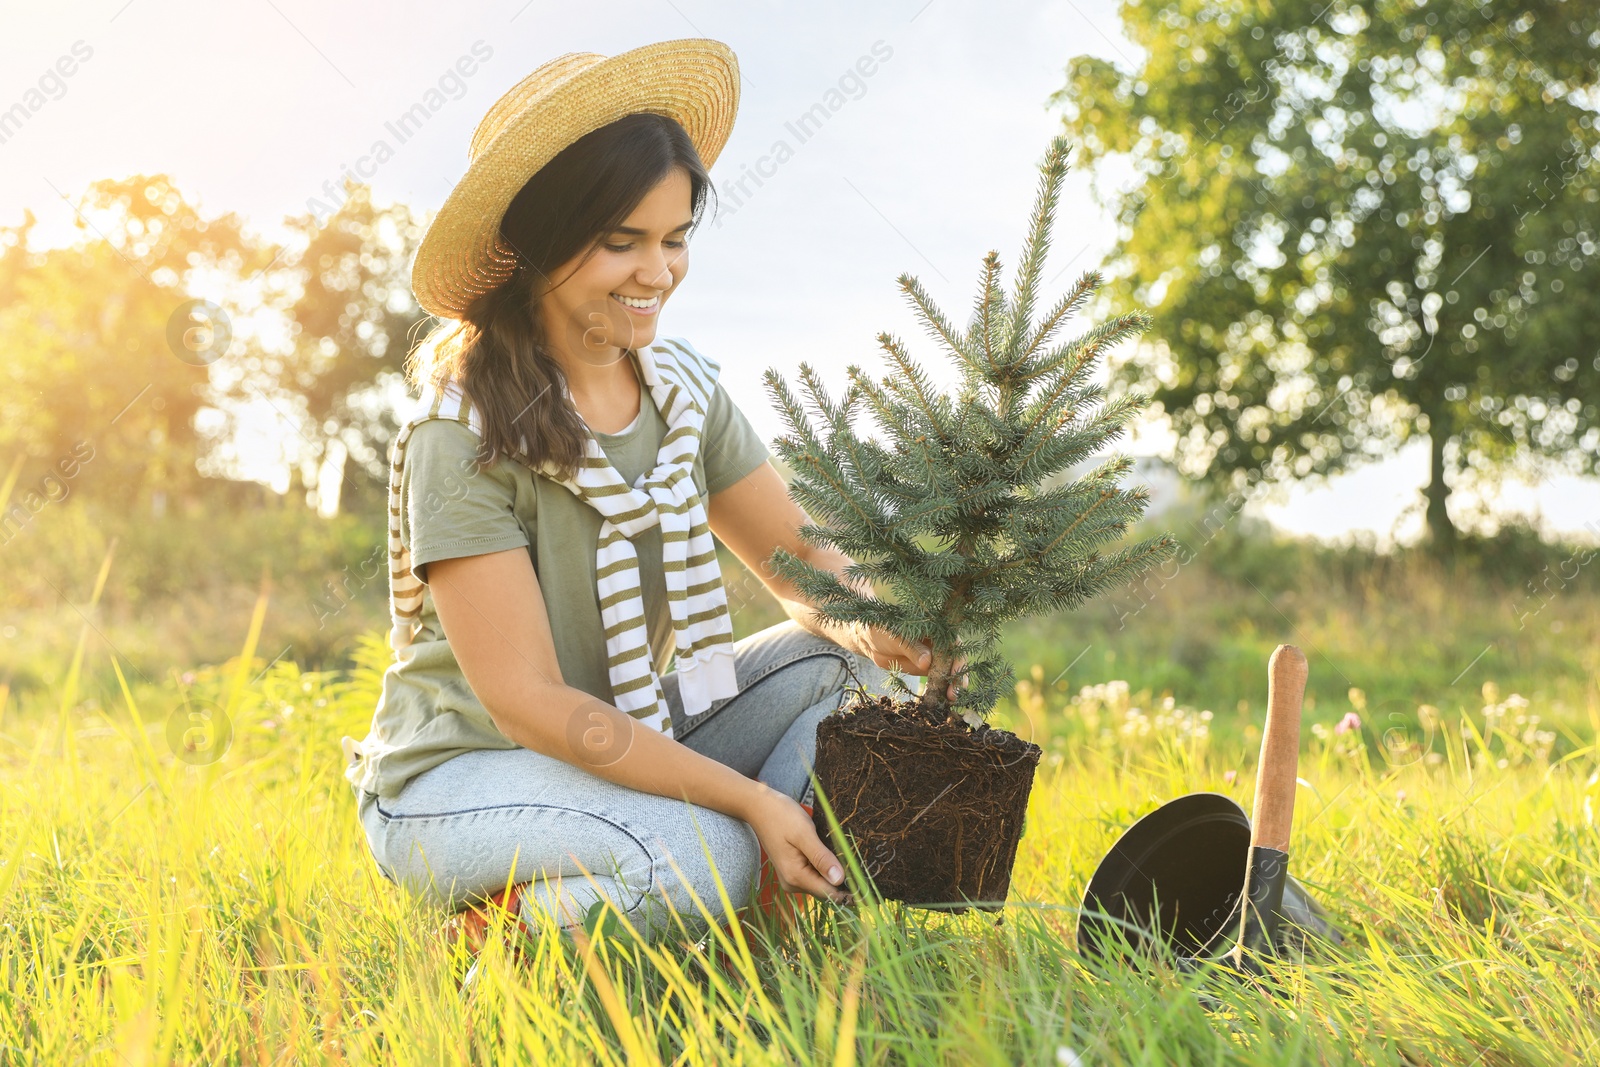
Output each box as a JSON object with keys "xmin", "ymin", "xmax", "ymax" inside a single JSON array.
[{"xmin": 411, "ymin": 38, "xmax": 739, "ymax": 320}]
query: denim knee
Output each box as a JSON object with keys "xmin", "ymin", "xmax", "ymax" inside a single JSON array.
[
  {"xmin": 626, "ymin": 806, "xmax": 761, "ymax": 938},
  {"xmin": 359, "ymin": 771, "xmax": 762, "ymax": 943},
  {"xmin": 775, "ymin": 619, "xmax": 895, "ymax": 693},
  {"xmin": 374, "ymin": 801, "xmax": 661, "ymax": 916},
  {"xmin": 510, "ymin": 802, "xmax": 760, "ymax": 942}
]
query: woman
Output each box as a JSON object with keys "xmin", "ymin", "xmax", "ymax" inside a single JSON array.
[{"xmin": 339, "ymin": 39, "xmax": 963, "ymax": 945}]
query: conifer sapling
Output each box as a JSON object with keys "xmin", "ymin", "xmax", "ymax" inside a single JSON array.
[{"xmin": 762, "ymin": 134, "xmax": 1178, "ymax": 726}]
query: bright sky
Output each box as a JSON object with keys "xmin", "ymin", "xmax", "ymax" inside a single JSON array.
[{"xmin": 5, "ymin": 0, "xmax": 1596, "ymax": 544}]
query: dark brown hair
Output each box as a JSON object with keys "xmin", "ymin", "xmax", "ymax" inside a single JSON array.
[{"xmin": 406, "ymin": 112, "xmax": 716, "ymax": 480}]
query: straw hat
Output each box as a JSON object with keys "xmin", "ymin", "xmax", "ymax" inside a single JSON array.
[{"xmin": 410, "ymin": 38, "xmax": 740, "ymax": 319}]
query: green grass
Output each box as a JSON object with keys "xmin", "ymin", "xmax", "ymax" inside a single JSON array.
[
  {"xmin": 1002, "ymin": 508, "xmax": 1600, "ymax": 741},
  {"xmin": 1, "ymin": 551, "xmax": 1597, "ymax": 1064},
  {"xmin": 6, "ymin": 495, "xmax": 1597, "ymax": 746}
]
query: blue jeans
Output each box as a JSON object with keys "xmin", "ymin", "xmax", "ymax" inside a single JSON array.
[{"xmin": 354, "ymin": 620, "xmax": 901, "ymax": 942}]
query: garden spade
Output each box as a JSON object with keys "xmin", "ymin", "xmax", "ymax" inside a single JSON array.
[
  {"xmin": 1077, "ymin": 644, "xmax": 1340, "ymax": 969},
  {"xmin": 1226, "ymin": 643, "xmax": 1311, "ymax": 970}
]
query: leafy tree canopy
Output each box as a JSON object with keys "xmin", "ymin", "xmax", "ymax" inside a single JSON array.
[
  {"xmin": 0, "ymin": 175, "xmax": 427, "ymax": 519},
  {"xmin": 1053, "ymin": 0, "xmax": 1600, "ymax": 549}
]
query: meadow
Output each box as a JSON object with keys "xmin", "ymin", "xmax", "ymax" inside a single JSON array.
[{"xmin": 0, "ymin": 504, "xmax": 1596, "ymax": 1064}]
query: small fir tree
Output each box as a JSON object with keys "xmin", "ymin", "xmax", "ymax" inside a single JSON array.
[{"xmin": 763, "ymin": 134, "xmax": 1179, "ymax": 724}]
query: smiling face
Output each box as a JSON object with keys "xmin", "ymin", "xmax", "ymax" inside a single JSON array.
[{"xmin": 537, "ymin": 166, "xmax": 693, "ymax": 371}]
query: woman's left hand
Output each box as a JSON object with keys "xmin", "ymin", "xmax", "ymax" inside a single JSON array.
[{"xmin": 853, "ymin": 624, "xmax": 967, "ymax": 702}]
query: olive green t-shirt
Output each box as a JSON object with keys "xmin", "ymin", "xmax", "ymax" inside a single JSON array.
[{"xmin": 342, "ymin": 358, "xmax": 772, "ymax": 799}]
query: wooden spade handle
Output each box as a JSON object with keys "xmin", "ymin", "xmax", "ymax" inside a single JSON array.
[{"xmin": 1250, "ymin": 644, "xmax": 1308, "ymax": 852}]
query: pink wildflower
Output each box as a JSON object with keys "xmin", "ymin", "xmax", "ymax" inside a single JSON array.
[{"xmin": 1335, "ymin": 711, "xmax": 1362, "ymax": 735}]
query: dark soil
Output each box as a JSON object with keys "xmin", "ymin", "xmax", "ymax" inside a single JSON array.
[{"xmin": 811, "ymin": 692, "xmax": 1042, "ymax": 911}]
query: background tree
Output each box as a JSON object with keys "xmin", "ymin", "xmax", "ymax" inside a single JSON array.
[
  {"xmin": 0, "ymin": 175, "xmax": 423, "ymax": 523},
  {"xmin": 0, "ymin": 175, "xmax": 267, "ymax": 517},
  {"xmin": 1052, "ymin": 0, "xmax": 1600, "ymax": 552},
  {"xmin": 763, "ymin": 135, "xmax": 1178, "ymax": 721},
  {"xmin": 229, "ymin": 182, "xmax": 428, "ymax": 518}
]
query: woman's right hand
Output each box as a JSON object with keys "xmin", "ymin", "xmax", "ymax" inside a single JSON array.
[{"xmin": 742, "ymin": 783, "xmax": 851, "ymax": 904}]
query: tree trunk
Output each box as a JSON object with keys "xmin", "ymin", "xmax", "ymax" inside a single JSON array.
[
  {"xmin": 291, "ymin": 446, "xmax": 323, "ymax": 511},
  {"xmin": 1424, "ymin": 412, "xmax": 1457, "ymax": 558}
]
